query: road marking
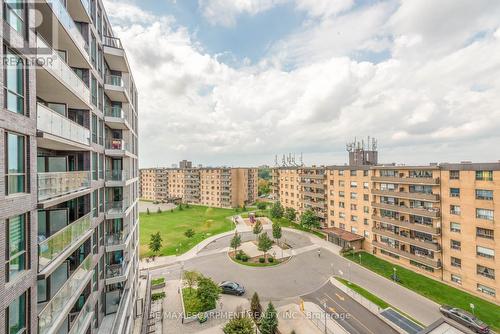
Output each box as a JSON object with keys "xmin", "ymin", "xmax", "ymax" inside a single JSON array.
[{"xmin": 335, "ymin": 293, "xmax": 345, "ymax": 301}]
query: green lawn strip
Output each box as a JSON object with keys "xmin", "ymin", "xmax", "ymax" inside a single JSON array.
[
  {"xmin": 278, "ymin": 218, "xmax": 326, "ymax": 239},
  {"xmin": 344, "ymin": 251, "xmax": 500, "ymax": 331},
  {"xmin": 335, "ymin": 277, "xmax": 423, "ymax": 327},
  {"xmin": 231, "ymin": 257, "xmax": 281, "ymax": 267},
  {"xmin": 140, "ymin": 205, "xmax": 238, "ymax": 258},
  {"xmin": 182, "ymin": 288, "xmax": 214, "ymax": 316}
]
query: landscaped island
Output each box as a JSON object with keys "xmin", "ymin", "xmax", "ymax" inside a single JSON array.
[{"xmin": 139, "ymin": 204, "xmax": 238, "ymax": 258}]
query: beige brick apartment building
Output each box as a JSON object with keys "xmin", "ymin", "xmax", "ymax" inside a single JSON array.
[
  {"xmin": 140, "ymin": 165, "xmax": 258, "ymax": 208},
  {"xmin": 271, "ymin": 143, "xmax": 500, "ymax": 305}
]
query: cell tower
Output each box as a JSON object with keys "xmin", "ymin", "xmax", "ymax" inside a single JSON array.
[{"xmin": 346, "ymin": 136, "xmax": 378, "ymax": 166}]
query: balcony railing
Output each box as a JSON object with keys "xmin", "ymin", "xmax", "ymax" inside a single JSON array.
[
  {"xmin": 46, "ymin": 0, "xmax": 89, "ymax": 55},
  {"xmin": 371, "ymin": 215, "xmax": 441, "ymax": 235},
  {"xmin": 106, "ymin": 261, "xmax": 128, "ymax": 279},
  {"xmin": 372, "ymin": 241, "xmax": 441, "ymax": 268},
  {"xmin": 372, "ymin": 227, "xmax": 441, "ymax": 251},
  {"xmin": 372, "ymin": 189, "xmax": 439, "ymax": 202},
  {"xmin": 106, "ymin": 231, "xmax": 128, "ymax": 246},
  {"xmin": 106, "ymin": 201, "xmax": 129, "ymax": 215},
  {"xmin": 371, "ymin": 176, "xmax": 440, "ymax": 185},
  {"xmin": 103, "ymin": 36, "xmax": 123, "ymax": 49},
  {"xmin": 38, "ymin": 254, "xmax": 93, "ymax": 334},
  {"xmin": 37, "ymin": 35, "xmax": 90, "ymax": 103},
  {"xmin": 37, "ymin": 103, "xmax": 90, "ymax": 146},
  {"xmin": 38, "ymin": 171, "xmax": 91, "ymax": 202},
  {"xmin": 106, "ymin": 139, "xmax": 130, "ymax": 151},
  {"xmin": 106, "ymin": 170, "xmax": 129, "ymax": 182},
  {"xmin": 68, "ymin": 297, "xmax": 93, "ymax": 334},
  {"xmin": 105, "ymin": 74, "xmax": 129, "ymax": 92},
  {"xmin": 38, "ymin": 213, "xmax": 92, "ymax": 271},
  {"xmin": 372, "ymin": 202, "xmax": 440, "ymax": 218}
]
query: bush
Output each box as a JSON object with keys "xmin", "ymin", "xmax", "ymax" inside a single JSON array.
[
  {"xmin": 151, "ymin": 277, "xmax": 165, "ymax": 286},
  {"xmin": 235, "ymin": 253, "xmax": 242, "ymax": 260},
  {"xmin": 256, "ymin": 202, "xmax": 267, "ymax": 210},
  {"xmin": 268, "ymin": 257, "xmax": 274, "ymax": 263},
  {"xmin": 151, "ymin": 292, "xmax": 166, "ymax": 301},
  {"xmin": 241, "ymin": 255, "xmax": 249, "ymax": 262},
  {"xmin": 259, "ymin": 257, "xmax": 265, "ymax": 263}
]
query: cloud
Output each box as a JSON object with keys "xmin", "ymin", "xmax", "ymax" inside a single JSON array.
[{"xmin": 103, "ymin": 0, "xmax": 500, "ymax": 167}]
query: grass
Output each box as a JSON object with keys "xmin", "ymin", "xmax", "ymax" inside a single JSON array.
[
  {"xmin": 140, "ymin": 205, "xmax": 238, "ymax": 258},
  {"xmin": 344, "ymin": 251, "xmax": 500, "ymax": 331},
  {"xmin": 151, "ymin": 277, "xmax": 165, "ymax": 286},
  {"xmin": 232, "ymin": 258, "xmax": 281, "ymax": 267},
  {"xmin": 335, "ymin": 277, "xmax": 423, "ymax": 327},
  {"xmin": 151, "ymin": 291, "xmax": 166, "ymax": 301},
  {"xmin": 278, "ymin": 218, "xmax": 326, "ymax": 239}
]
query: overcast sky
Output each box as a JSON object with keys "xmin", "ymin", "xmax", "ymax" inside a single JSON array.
[{"xmin": 103, "ymin": 0, "xmax": 500, "ymax": 168}]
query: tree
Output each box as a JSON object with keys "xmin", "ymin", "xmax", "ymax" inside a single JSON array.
[
  {"xmin": 256, "ymin": 202, "xmax": 267, "ymax": 210},
  {"xmin": 258, "ymin": 168, "xmax": 271, "ymax": 180},
  {"xmin": 230, "ymin": 232, "xmax": 242, "ymax": 254},
  {"xmin": 250, "ymin": 292, "xmax": 262, "ymax": 320},
  {"xmin": 146, "ymin": 208, "xmax": 150, "ymax": 215},
  {"xmin": 253, "ymin": 221, "xmax": 263, "ymax": 239},
  {"xmin": 284, "ymin": 207, "xmax": 296, "ymax": 222},
  {"xmin": 272, "ymin": 222, "xmax": 282, "ymax": 246},
  {"xmin": 183, "ymin": 270, "xmax": 200, "ymax": 290},
  {"xmin": 184, "ymin": 228, "xmax": 195, "ymax": 238},
  {"xmin": 300, "ymin": 209, "xmax": 321, "ymax": 230},
  {"xmin": 270, "ymin": 202, "xmax": 284, "ymax": 219},
  {"xmin": 149, "ymin": 232, "xmax": 162, "ymax": 257},
  {"xmin": 258, "ymin": 179, "xmax": 270, "ymax": 196},
  {"xmin": 223, "ymin": 316, "xmax": 254, "ymax": 334},
  {"xmin": 259, "ymin": 302, "xmax": 278, "ymax": 334},
  {"xmin": 196, "ymin": 276, "xmax": 221, "ymax": 311},
  {"xmin": 258, "ymin": 233, "xmax": 273, "ymax": 259}
]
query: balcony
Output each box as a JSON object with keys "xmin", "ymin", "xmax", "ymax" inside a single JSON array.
[
  {"xmin": 105, "ymin": 201, "xmax": 132, "ymax": 219},
  {"xmin": 38, "ymin": 255, "xmax": 93, "ymax": 334},
  {"xmin": 67, "ymin": 0, "xmax": 91, "ymax": 24},
  {"xmin": 37, "ymin": 103, "xmax": 90, "ymax": 150},
  {"xmin": 38, "ymin": 171, "xmax": 91, "ymax": 203},
  {"xmin": 372, "ymin": 227, "xmax": 441, "ymax": 251},
  {"xmin": 103, "ymin": 36, "xmax": 130, "ymax": 72},
  {"xmin": 104, "ymin": 105, "xmax": 132, "ymax": 130},
  {"xmin": 105, "ymin": 74, "xmax": 131, "ymax": 103},
  {"xmin": 371, "ymin": 215, "xmax": 441, "ymax": 235},
  {"xmin": 372, "ymin": 241, "xmax": 442, "ymax": 268},
  {"xmin": 36, "ymin": 35, "xmax": 90, "ymax": 109},
  {"xmin": 37, "ymin": 0, "xmax": 90, "ymax": 67},
  {"xmin": 68, "ymin": 297, "xmax": 93, "ymax": 334},
  {"xmin": 300, "ymin": 174, "xmax": 325, "ymax": 180},
  {"xmin": 38, "ymin": 213, "xmax": 92, "ymax": 272},
  {"xmin": 105, "ymin": 139, "xmax": 134, "ymax": 157},
  {"xmin": 299, "ymin": 182, "xmax": 325, "ymax": 189},
  {"xmin": 302, "ymin": 191, "xmax": 326, "ymax": 199},
  {"xmin": 372, "ymin": 202, "xmax": 440, "ymax": 218},
  {"xmin": 372, "ymin": 189, "xmax": 439, "ymax": 202},
  {"xmin": 106, "ymin": 260, "xmax": 131, "ymax": 285},
  {"xmin": 105, "ymin": 170, "xmax": 134, "ymax": 187},
  {"xmin": 371, "ymin": 176, "xmax": 440, "ymax": 185}
]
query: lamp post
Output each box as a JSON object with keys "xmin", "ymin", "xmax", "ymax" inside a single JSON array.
[
  {"xmin": 393, "ymin": 267, "xmax": 397, "ymax": 282},
  {"xmin": 359, "ymin": 253, "xmax": 362, "ymax": 264},
  {"xmin": 323, "ymin": 300, "xmax": 328, "ymax": 334}
]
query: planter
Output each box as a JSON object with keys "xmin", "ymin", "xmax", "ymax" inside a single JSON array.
[{"xmin": 152, "ymin": 282, "xmax": 166, "ymax": 290}]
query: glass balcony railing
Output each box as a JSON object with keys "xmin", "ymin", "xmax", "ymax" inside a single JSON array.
[
  {"xmin": 79, "ymin": 0, "xmax": 91, "ymax": 18},
  {"xmin": 68, "ymin": 299, "xmax": 93, "ymax": 334},
  {"xmin": 38, "ymin": 171, "xmax": 91, "ymax": 202},
  {"xmin": 106, "ymin": 261, "xmax": 128, "ymax": 279},
  {"xmin": 104, "ymin": 105, "xmax": 124, "ymax": 118},
  {"xmin": 38, "ymin": 254, "xmax": 93, "ymax": 334},
  {"xmin": 37, "ymin": 103, "xmax": 90, "ymax": 146},
  {"xmin": 105, "ymin": 231, "xmax": 128, "ymax": 246},
  {"xmin": 38, "ymin": 213, "xmax": 92, "ymax": 271},
  {"xmin": 105, "ymin": 170, "xmax": 129, "ymax": 182},
  {"xmin": 106, "ymin": 201, "xmax": 129, "ymax": 215},
  {"xmin": 37, "ymin": 35, "xmax": 90, "ymax": 104},
  {"xmin": 105, "ymin": 139, "xmax": 131, "ymax": 152},
  {"xmin": 105, "ymin": 74, "xmax": 126, "ymax": 88},
  {"xmin": 47, "ymin": 0, "xmax": 89, "ymax": 54},
  {"xmin": 103, "ymin": 36, "xmax": 123, "ymax": 49}
]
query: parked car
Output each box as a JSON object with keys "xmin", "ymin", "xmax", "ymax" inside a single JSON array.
[
  {"xmin": 219, "ymin": 281, "xmax": 245, "ymax": 296},
  {"xmin": 439, "ymin": 305, "xmax": 490, "ymax": 333}
]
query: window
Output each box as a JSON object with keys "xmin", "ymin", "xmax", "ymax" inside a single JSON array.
[
  {"xmin": 92, "ymin": 152, "xmax": 98, "ymax": 181},
  {"xmin": 451, "ymin": 274, "xmax": 462, "ymax": 285},
  {"xmin": 350, "ymin": 204, "xmax": 357, "ymax": 210},
  {"xmin": 364, "ymin": 206, "xmax": 369, "ymax": 213},
  {"xmin": 363, "ymin": 170, "xmax": 369, "ymax": 177},
  {"xmin": 476, "ymin": 208, "xmax": 493, "ymax": 221},
  {"xmin": 351, "ymin": 227, "xmax": 357, "ymax": 233},
  {"xmin": 477, "ymin": 284, "xmax": 496, "ymax": 297},
  {"xmin": 7, "ymin": 291, "xmax": 27, "ymax": 334},
  {"xmin": 6, "ymin": 214, "xmax": 27, "ymax": 282},
  {"xmin": 339, "ymin": 191, "xmax": 345, "ymax": 198},
  {"xmin": 350, "ymin": 181, "xmax": 357, "ymax": 188},
  {"xmin": 363, "ymin": 194, "xmax": 369, "ymax": 201},
  {"xmin": 450, "ymin": 222, "xmax": 461, "ymax": 233},
  {"xmin": 476, "ymin": 170, "xmax": 493, "ymax": 181},
  {"xmin": 363, "ymin": 231, "xmax": 369, "ymax": 237},
  {"xmin": 338, "ymin": 180, "xmax": 345, "ymax": 187},
  {"xmin": 4, "ymin": 48, "xmax": 25, "ymax": 114},
  {"xmin": 339, "ymin": 212, "xmax": 345, "ymax": 219},
  {"xmin": 338, "ymin": 170, "xmax": 344, "ymax": 176},
  {"xmin": 477, "ymin": 246, "xmax": 494, "ymax": 259},
  {"xmin": 450, "ymin": 257, "xmax": 461, "ymax": 268},
  {"xmin": 476, "ymin": 227, "xmax": 494, "ymax": 240},
  {"xmin": 450, "ymin": 240, "xmax": 461, "ymax": 251},
  {"xmin": 350, "ymin": 192, "xmax": 357, "ymax": 200},
  {"xmin": 449, "ymin": 170, "xmax": 460, "ymax": 180},
  {"xmin": 350, "ymin": 170, "xmax": 357, "ymax": 176},
  {"xmin": 339, "ymin": 223, "xmax": 345, "ymax": 230},
  {"xmin": 5, "ymin": 133, "xmax": 26, "ymax": 195},
  {"xmin": 450, "ymin": 188, "xmax": 460, "ymax": 198},
  {"xmin": 477, "ymin": 265, "xmax": 495, "ymax": 279},
  {"xmin": 4, "ymin": 0, "xmax": 25, "ymax": 32},
  {"xmin": 363, "ymin": 182, "xmax": 369, "ymax": 189},
  {"xmin": 364, "ymin": 218, "xmax": 369, "ymax": 226},
  {"xmin": 351, "ymin": 215, "xmax": 358, "ymax": 222},
  {"xmin": 450, "ymin": 205, "xmax": 461, "ymax": 215},
  {"xmin": 476, "ymin": 189, "xmax": 493, "ymax": 200}
]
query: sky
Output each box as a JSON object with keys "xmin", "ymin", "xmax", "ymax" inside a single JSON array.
[{"xmin": 102, "ymin": 0, "xmax": 500, "ymax": 168}]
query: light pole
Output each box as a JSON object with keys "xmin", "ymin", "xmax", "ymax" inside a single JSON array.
[
  {"xmin": 323, "ymin": 300, "xmax": 328, "ymax": 334},
  {"xmin": 359, "ymin": 253, "xmax": 362, "ymax": 264},
  {"xmin": 393, "ymin": 267, "xmax": 397, "ymax": 282}
]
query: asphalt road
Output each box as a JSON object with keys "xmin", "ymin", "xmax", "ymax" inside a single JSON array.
[{"xmin": 302, "ymin": 281, "xmax": 399, "ymax": 334}]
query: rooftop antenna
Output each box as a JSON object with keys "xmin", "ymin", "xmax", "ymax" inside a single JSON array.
[
  {"xmin": 282, "ymin": 154, "xmax": 286, "ymax": 167},
  {"xmin": 300, "ymin": 153, "xmax": 304, "ymax": 166},
  {"xmin": 274, "ymin": 155, "xmax": 278, "ymax": 167}
]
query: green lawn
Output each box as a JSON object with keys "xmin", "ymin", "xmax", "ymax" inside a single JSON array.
[
  {"xmin": 344, "ymin": 252, "xmax": 500, "ymax": 331},
  {"xmin": 277, "ymin": 218, "xmax": 326, "ymax": 239},
  {"xmin": 140, "ymin": 205, "xmax": 237, "ymax": 258}
]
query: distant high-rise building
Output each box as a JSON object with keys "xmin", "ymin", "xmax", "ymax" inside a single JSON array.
[{"xmin": 179, "ymin": 160, "xmax": 193, "ymax": 169}]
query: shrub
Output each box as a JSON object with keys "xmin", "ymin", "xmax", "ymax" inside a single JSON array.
[
  {"xmin": 259, "ymin": 257, "xmax": 265, "ymax": 263},
  {"xmin": 184, "ymin": 228, "xmax": 195, "ymax": 238},
  {"xmin": 241, "ymin": 255, "xmax": 249, "ymax": 262},
  {"xmin": 268, "ymin": 257, "xmax": 274, "ymax": 263},
  {"xmin": 151, "ymin": 292, "xmax": 166, "ymax": 301},
  {"xmin": 256, "ymin": 202, "xmax": 267, "ymax": 210},
  {"xmin": 151, "ymin": 277, "xmax": 165, "ymax": 286},
  {"xmin": 235, "ymin": 253, "xmax": 242, "ymax": 260}
]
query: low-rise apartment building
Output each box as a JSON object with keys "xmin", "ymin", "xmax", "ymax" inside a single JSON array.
[
  {"xmin": 271, "ymin": 147, "xmax": 500, "ymax": 305},
  {"xmin": 0, "ymin": 1, "xmax": 140, "ymax": 333},
  {"xmin": 139, "ymin": 166, "xmax": 258, "ymax": 208}
]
